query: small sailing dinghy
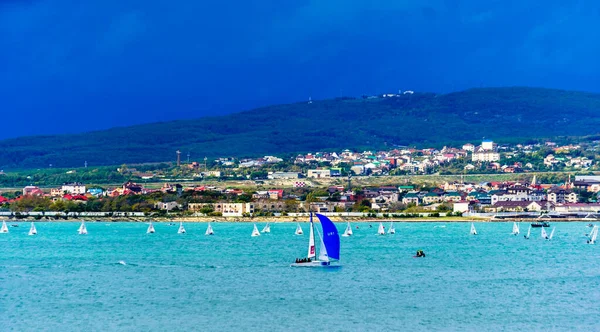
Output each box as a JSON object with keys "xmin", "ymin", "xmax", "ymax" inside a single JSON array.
[
  {"xmin": 342, "ymin": 221, "xmax": 353, "ymax": 237},
  {"xmin": 388, "ymin": 222, "xmax": 396, "ymax": 235},
  {"xmin": 588, "ymin": 226, "xmax": 598, "ymax": 244},
  {"xmin": 205, "ymin": 222, "xmax": 214, "ymax": 235},
  {"xmin": 470, "ymin": 223, "xmax": 477, "ymax": 235},
  {"xmin": 547, "ymin": 227, "xmax": 555, "ymax": 240},
  {"xmin": 1, "ymin": 220, "xmax": 8, "ymax": 233},
  {"xmin": 291, "ymin": 213, "xmax": 340, "ymax": 267},
  {"xmin": 177, "ymin": 222, "xmax": 186, "ymax": 234},
  {"xmin": 541, "ymin": 226, "xmax": 548, "ymax": 239},
  {"xmin": 377, "ymin": 223, "xmax": 385, "ymax": 235},
  {"xmin": 512, "ymin": 222, "xmax": 520, "ymax": 235},
  {"xmin": 28, "ymin": 222, "xmax": 37, "ymax": 236},
  {"xmin": 261, "ymin": 223, "xmax": 271, "ymax": 233},
  {"xmin": 251, "ymin": 224, "xmax": 260, "ymax": 237},
  {"xmin": 147, "ymin": 222, "xmax": 155, "ymax": 234},
  {"xmin": 78, "ymin": 221, "xmax": 88, "ymax": 235},
  {"xmin": 524, "ymin": 225, "xmax": 531, "ymax": 239},
  {"xmin": 295, "ymin": 223, "xmax": 303, "ymax": 235}
]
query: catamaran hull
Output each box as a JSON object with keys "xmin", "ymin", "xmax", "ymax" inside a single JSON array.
[{"xmin": 290, "ymin": 261, "xmax": 338, "ymax": 268}]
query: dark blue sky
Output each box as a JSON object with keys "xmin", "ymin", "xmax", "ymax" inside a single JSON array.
[{"xmin": 1, "ymin": 1, "xmax": 599, "ymax": 139}]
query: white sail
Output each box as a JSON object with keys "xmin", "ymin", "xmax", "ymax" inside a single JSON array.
[
  {"xmin": 342, "ymin": 222, "xmax": 352, "ymax": 237},
  {"xmin": 512, "ymin": 222, "xmax": 519, "ymax": 235},
  {"xmin": 548, "ymin": 227, "xmax": 555, "ymax": 240},
  {"xmin": 377, "ymin": 223, "xmax": 385, "ymax": 235},
  {"xmin": 78, "ymin": 221, "xmax": 88, "ymax": 235},
  {"xmin": 205, "ymin": 223, "xmax": 214, "ymax": 235},
  {"xmin": 541, "ymin": 227, "xmax": 548, "ymax": 239},
  {"xmin": 177, "ymin": 222, "xmax": 186, "ymax": 234},
  {"xmin": 261, "ymin": 223, "xmax": 271, "ymax": 233},
  {"xmin": 251, "ymin": 224, "xmax": 260, "ymax": 237},
  {"xmin": 307, "ymin": 220, "xmax": 316, "ymax": 259},
  {"xmin": 295, "ymin": 223, "xmax": 303, "ymax": 235},
  {"xmin": 1, "ymin": 220, "xmax": 8, "ymax": 233},
  {"xmin": 525, "ymin": 225, "xmax": 531, "ymax": 239},
  {"xmin": 147, "ymin": 222, "xmax": 155, "ymax": 234},
  {"xmin": 589, "ymin": 226, "xmax": 598, "ymax": 244},
  {"xmin": 388, "ymin": 222, "xmax": 396, "ymax": 234},
  {"xmin": 318, "ymin": 233, "xmax": 329, "ymax": 262},
  {"xmin": 28, "ymin": 222, "xmax": 37, "ymax": 236},
  {"xmin": 470, "ymin": 223, "xmax": 477, "ymax": 235}
]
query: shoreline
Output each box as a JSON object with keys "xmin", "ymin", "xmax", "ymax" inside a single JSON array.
[{"xmin": 0, "ymin": 216, "xmax": 594, "ymax": 223}]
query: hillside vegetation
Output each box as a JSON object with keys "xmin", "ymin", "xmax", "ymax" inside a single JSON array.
[{"xmin": 2, "ymin": 87, "xmax": 600, "ymax": 168}]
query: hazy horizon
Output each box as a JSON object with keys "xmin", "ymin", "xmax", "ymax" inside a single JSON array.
[{"xmin": 1, "ymin": 1, "xmax": 599, "ymax": 139}]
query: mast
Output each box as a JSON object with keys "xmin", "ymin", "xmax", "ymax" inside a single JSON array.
[{"xmin": 308, "ymin": 212, "xmax": 316, "ymax": 259}]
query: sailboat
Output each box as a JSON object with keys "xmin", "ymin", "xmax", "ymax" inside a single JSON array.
[
  {"xmin": 342, "ymin": 222, "xmax": 353, "ymax": 237},
  {"xmin": 547, "ymin": 227, "xmax": 555, "ymax": 240},
  {"xmin": 377, "ymin": 223, "xmax": 385, "ymax": 235},
  {"xmin": 205, "ymin": 222, "xmax": 214, "ymax": 235},
  {"xmin": 470, "ymin": 223, "xmax": 477, "ymax": 235},
  {"xmin": 177, "ymin": 222, "xmax": 186, "ymax": 234},
  {"xmin": 1, "ymin": 220, "xmax": 8, "ymax": 233},
  {"xmin": 251, "ymin": 224, "xmax": 260, "ymax": 237},
  {"xmin": 541, "ymin": 226, "xmax": 548, "ymax": 239},
  {"xmin": 78, "ymin": 221, "xmax": 88, "ymax": 235},
  {"xmin": 388, "ymin": 222, "xmax": 396, "ymax": 234},
  {"xmin": 147, "ymin": 222, "xmax": 155, "ymax": 234},
  {"xmin": 524, "ymin": 225, "xmax": 531, "ymax": 239},
  {"xmin": 512, "ymin": 222, "xmax": 520, "ymax": 235},
  {"xmin": 295, "ymin": 223, "xmax": 303, "ymax": 235},
  {"xmin": 588, "ymin": 226, "xmax": 598, "ymax": 244},
  {"xmin": 261, "ymin": 223, "xmax": 271, "ymax": 233},
  {"xmin": 28, "ymin": 222, "xmax": 37, "ymax": 236},
  {"xmin": 291, "ymin": 213, "xmax": 340, "ymax": 267}
]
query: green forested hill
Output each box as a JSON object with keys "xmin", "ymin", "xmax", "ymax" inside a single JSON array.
[{"xmin": 2, "ymin": 87, "xmax": 600, "ymax": 168}]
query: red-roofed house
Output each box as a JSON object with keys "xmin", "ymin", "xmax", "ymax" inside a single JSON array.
[
  {"xmin": 23, "ymin": 186, "xmax": 44, "ymax": 196},
  {"xmin": 268, "ymin": 189, "xmax": 283, "ymax": 199}
]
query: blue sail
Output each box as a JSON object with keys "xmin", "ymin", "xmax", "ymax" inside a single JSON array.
[{"xmin": 315, "ymin": 213, "xmax": 340, "ymax": 260}]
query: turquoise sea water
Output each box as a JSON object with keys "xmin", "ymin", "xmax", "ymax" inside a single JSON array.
[{"xmin": 1, "ymin": 221, "xmax": 599, "ymax": 331}]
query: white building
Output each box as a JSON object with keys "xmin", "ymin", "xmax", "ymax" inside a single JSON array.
[
  {"xmin": 482, "ymin": 140, "xmax": 494, "ymax": 151},
  {"xmin": 222, "ymin": 203, "xmax": 254, "ymax": 217},
  {"xmin": 61, "ymin": 182, "xmax": 86, "ymax": 195},
  {"xmin": 472, "ymin": 146, "xmax": 500, "ymax": 162},
  {"xmin": 462, "ymin": 143, "xmax": 475, "ymax": 152}
]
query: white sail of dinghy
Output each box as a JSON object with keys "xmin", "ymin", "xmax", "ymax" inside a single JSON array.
[
  {"xmin": 205, "ymin": 222, "xmax": 214, "ymax": 235},
  {"xmin": 78, "ymin": 221, "xmax": 88, "ymax": 235},
  {"xmin": 295, "ymin": 223, "xmax": 303, "ymax": 235},
  {"xmin": 147, "ymin": 222, "xmax": 155, "ymax": 234},
  {"xmin": 588, "ymin": 226, "xmax": 598, "ymax": 244},
  {"xmin": 377, "ymin": 223, "xmax": 385, "ymax": 235},
  {"xmin": 1, "ymin": 220, "xmax": 9, "ymax": 233},
  {"xmin": 470, "ymin": 223, "xmax": 477, "ymax": 235},
  {"xmin": 28, "ymin": 222, "xmax": 37, "ymax": 236},
  {"xmin": 251, "ymin": 224, "xmax": 260, "ymax": 237},
  {"xmin": 261, "ymin": 223, "xmax": 271, "ymax": 233},
  {"xmin": 512, "ymin": 222, "xmax": 520, "ymax": 235},
  {"xmin": 547, "ymin": 227, "xmax": 555, "ymax": 240},
  {"xmin": 177, "ymin": 222, "xmax": 186, "ymax": 234},
  {"xmin": 541, "ymin": 226, "xmax": 548, "ymax": 239},
  {"xmin": 388, "ymin": 222, "xmax": 396, "ymax": 235},
  {"xmin": 342, "ymin": 222, "xmax": 352, "ymax": 237}
]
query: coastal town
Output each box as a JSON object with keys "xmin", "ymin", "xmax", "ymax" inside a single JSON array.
[{"xmin": 1, "ymin": 139, "xmax": 599, "ymax": 220}]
